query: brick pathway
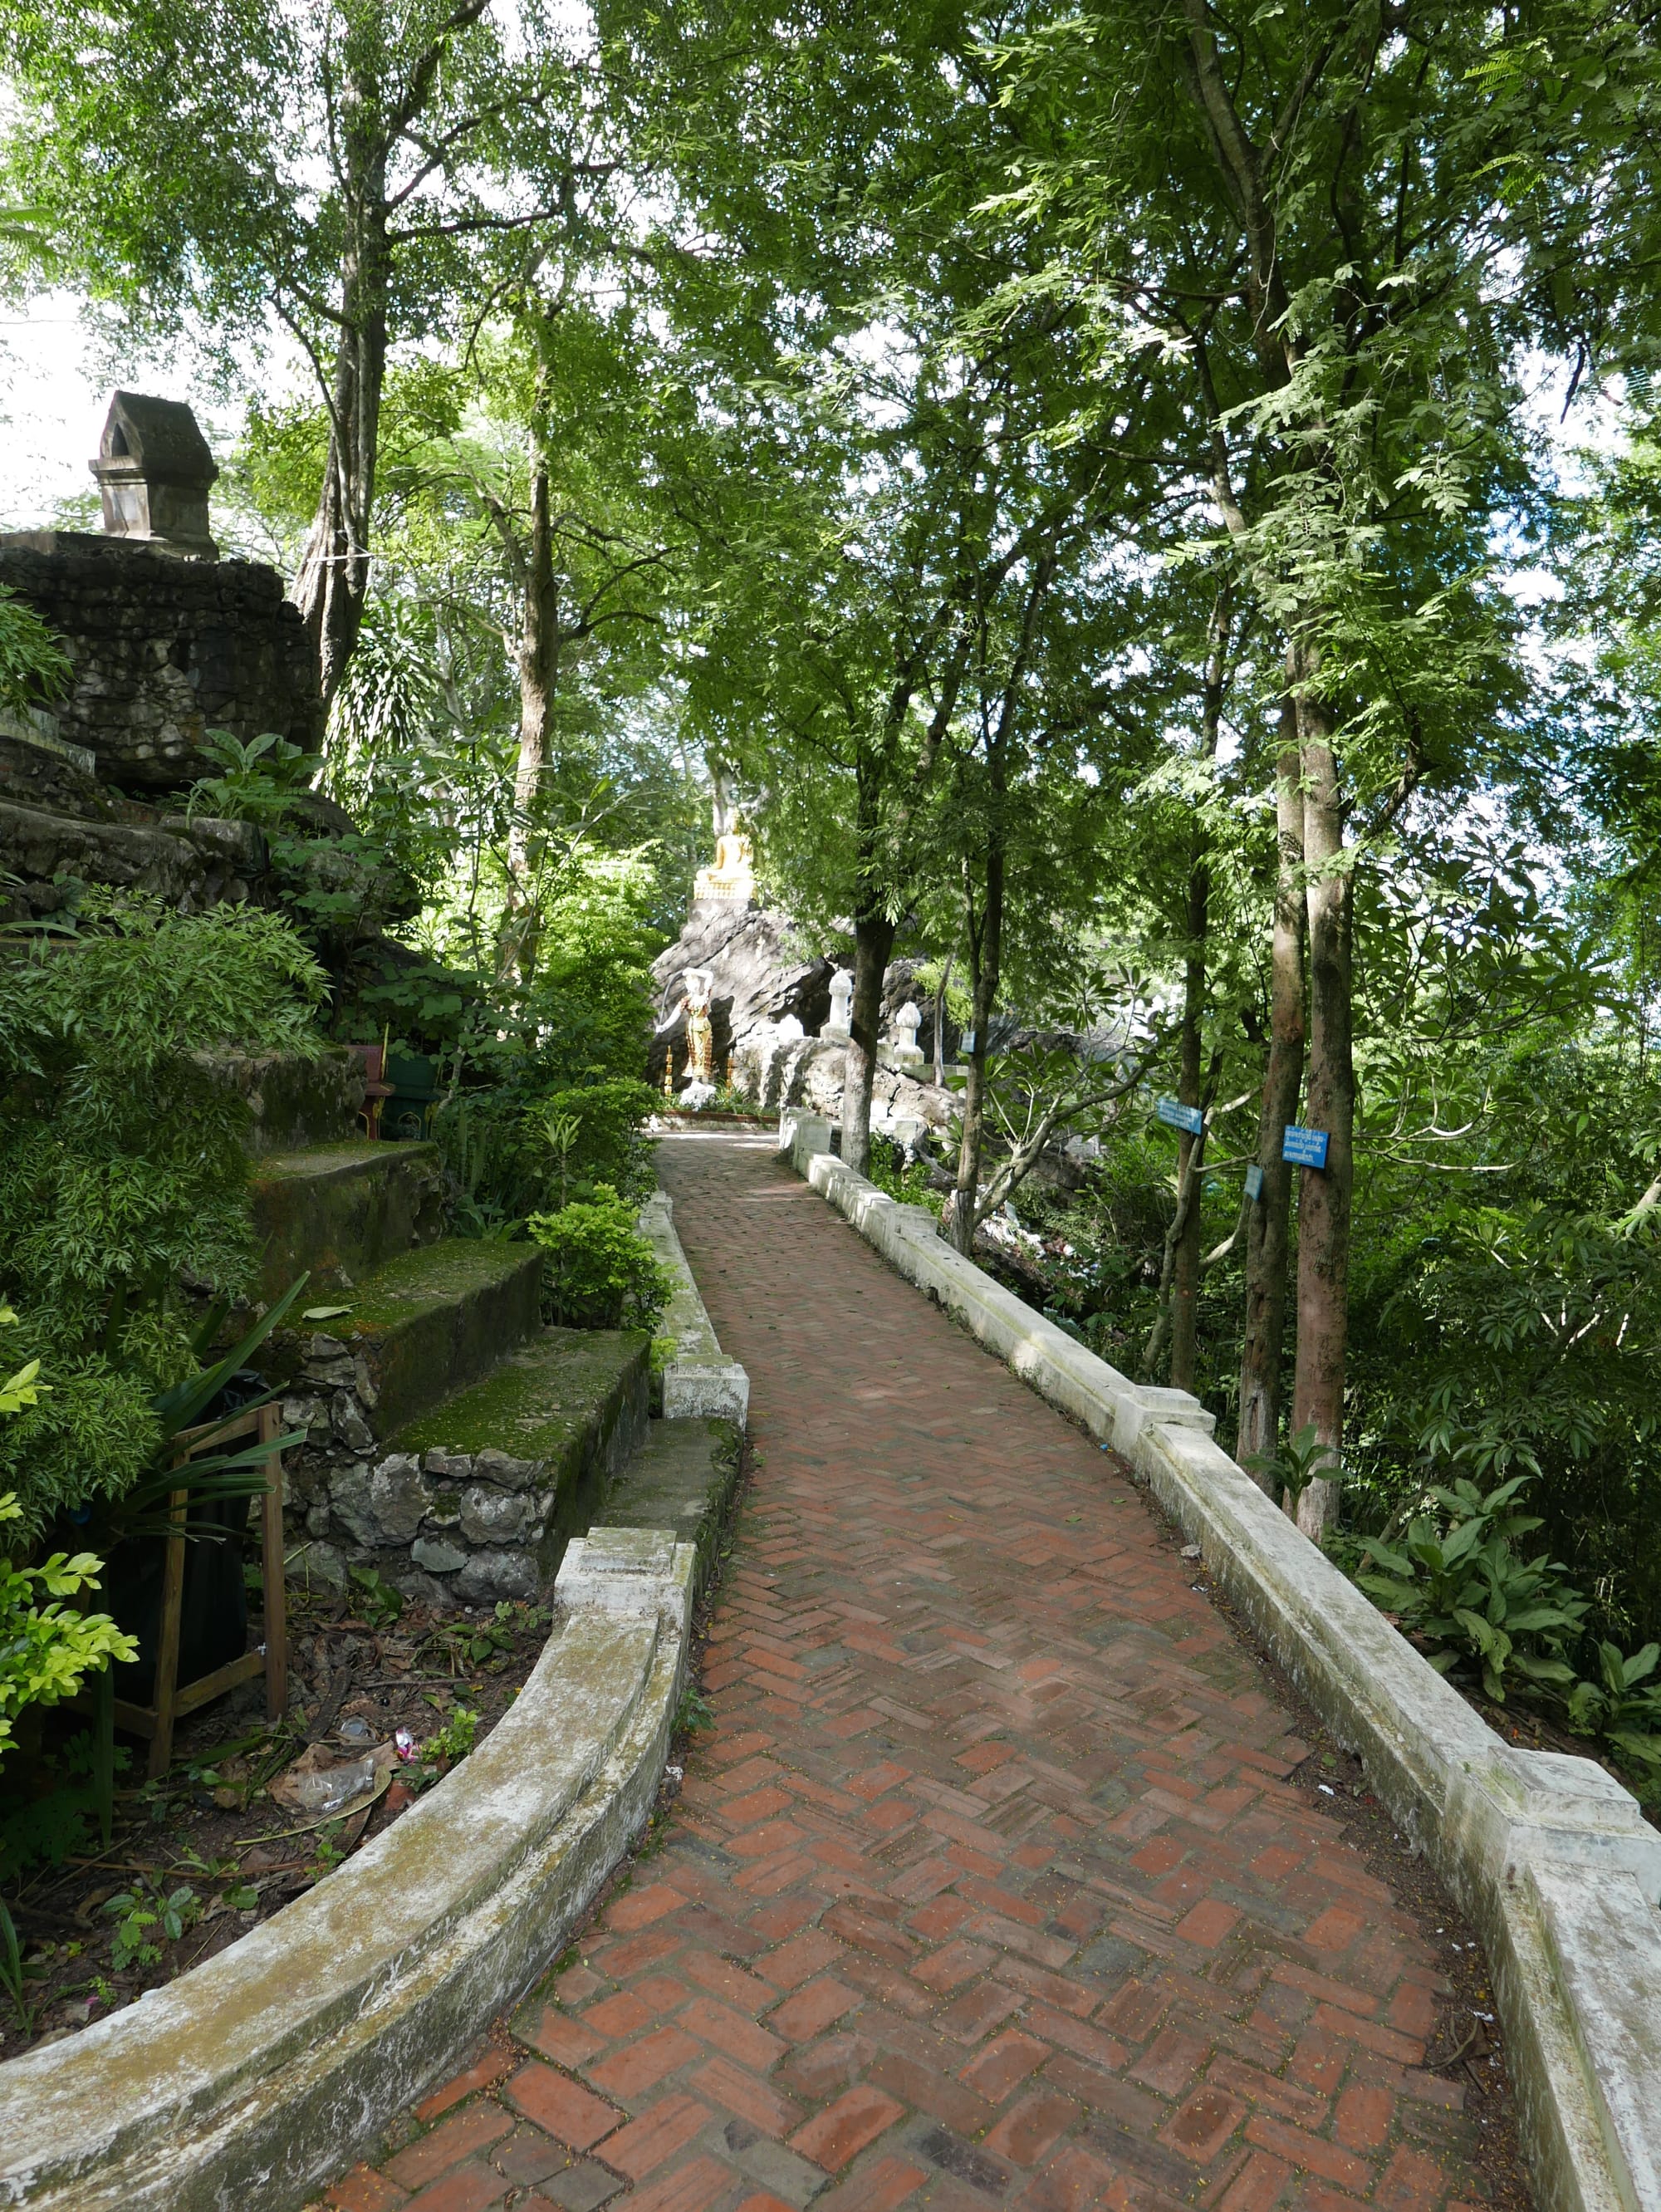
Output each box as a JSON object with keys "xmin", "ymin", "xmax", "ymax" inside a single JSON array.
[{"xmin": 323, "ymin": 1133, "xmax": 1482, "ymax": 2212}]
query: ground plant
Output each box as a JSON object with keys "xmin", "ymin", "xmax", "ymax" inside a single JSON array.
[{"xmin": 529, "ymin": 1185, "xmax": 674, "ymax": 1332}]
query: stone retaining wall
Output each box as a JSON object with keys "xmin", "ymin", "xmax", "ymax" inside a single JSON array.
[
  {"xmin": 780, "ymin": 1108, "xmax": 1661, "ymax": 2212},
  {"xmin": 0, "ymin": 533, "xmax": 321, "ymax": 790},
  {"xmin": 280, "ymin": 1329, "xmax": 650, "ymax": 1610}
]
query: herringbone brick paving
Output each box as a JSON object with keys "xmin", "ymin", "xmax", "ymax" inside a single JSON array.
[{"xmin": 324, "ymin": 1133, "xmax": 1484, "ymax": 2212}]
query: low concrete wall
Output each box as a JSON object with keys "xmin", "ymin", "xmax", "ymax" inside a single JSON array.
[
  {"xmin": 640, "ymin": 1189, "xmax": 750, "ymax": 1424},
  {"xmin": 779, "ymin": 1108, "xmax": 1661, "ymax": 2212},
  {"xmin": 0, "ymin": 1526, "xmax": 695, "ymax": 2212}
]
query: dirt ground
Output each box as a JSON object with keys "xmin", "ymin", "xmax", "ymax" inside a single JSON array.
[{"xmin": 1, "ymin": 1583, "xmax": 551, "ymax": 2057}]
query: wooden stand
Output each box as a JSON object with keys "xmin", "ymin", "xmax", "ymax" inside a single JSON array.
[{"xmin": 113, "ymin": 1403, "xmax": 290, "ymax": 1779}]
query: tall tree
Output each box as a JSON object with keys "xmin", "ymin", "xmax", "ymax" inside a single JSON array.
[
  {"xmin": 2, "ymin": 0, "xmax": 616, "ymax": 705},
  {"xmin": 987, "ymin": 0, "xmax": 1540, "ymax": 1524}
]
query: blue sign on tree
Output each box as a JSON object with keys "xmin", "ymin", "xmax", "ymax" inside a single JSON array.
[
  {"xmin": 1282, "ymin": 1124, "xmax": 1330, "ymax": 1170},
  {"xmin": 1244, "ymin": 1163, "xmax": 1265, "ymax": 1201},
  {"xmin": 1156, "ymin": 1096, "xmax": 1205, "ymax": 1136}
]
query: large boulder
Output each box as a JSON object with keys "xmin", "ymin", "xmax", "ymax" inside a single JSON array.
[{"xmin": 649, "ymin": 900, "xmax": 835, "ymax": 1087}]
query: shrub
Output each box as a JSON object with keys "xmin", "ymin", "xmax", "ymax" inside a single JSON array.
[
  {"xmin": 529, "ymin": 1185, "xmax": 674, "ymax": 1331},
  {"xmin": 1355, "ymin": 1468, "xmax": 1587, "ymax": 1704},
  {"xmin": 0, "ymin": 583, "xmax": 71, "ymax": 714},
  {"xmin": 0, "ymin": 1331, "xmax": 136, "ymax": 1767},
  {"xmin": 0, "ymin": 893, "xmax": 326, "ymax": 1533}
]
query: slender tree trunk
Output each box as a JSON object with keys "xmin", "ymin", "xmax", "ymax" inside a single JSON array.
[
  {"xmin": 1168, "ymin": 586, "xmax": 1229, "ymax": 1389},
  {"xmin": 840, "ymin": 910, "xmax": 895, "ymax": 1176},
  {"xmin": 1237, "ymin": 697, "xmax": 1306, "ymax": 1476},
  {"xmin": 933, "ymin": 953, "xmax": 953, "ymax": 1088},
  {"xmin": 951, "ymin": 841, "xmax": 1003, "ymax": 1255},
  {"xmin": 294, "ymin": 191, "xmax": 390, "ymax": 713},
  {"xmin": 1169, "ymin": 848, "xmax": 1210, "ymax": 1389},
  {"xmin": 498, "ymin": 459, "xmax": 558, "ymax": 977},
  {"xmin": 1291, "ymin": 667, "xmax": 1354, "ymax": 1537}
]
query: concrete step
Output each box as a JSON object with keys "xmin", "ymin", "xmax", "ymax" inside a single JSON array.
[
  {"xmin": 365, "ymin": 1326, "xmax": 650, "ymax": 1601},
  {"xmin": 267, "ymin": 1236, "xmax": 543, "ymax": 1442},
  {"xmin": 202, "ymin": 1044, "xmax": 366, "ymax": 1154},
  {"xmin": 605, "ymin": 1414, "xmax": 742, "ymax": 1601},
  {"xmin": 250, "ymin": 1138, "xmax": 446, "ymax": 1302}
]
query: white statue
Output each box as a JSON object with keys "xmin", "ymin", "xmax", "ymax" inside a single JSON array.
[
  {"xmin": 824, "ymin": 968, "xmax": 854, "ymax": 1039},
  {"xmin": 776, "ymin": 1014, "xmax": 805, "ymax": 1045},
  {"xmin": 889, "ymin": 1002, "xmax": 924, "ymax": 1067}
]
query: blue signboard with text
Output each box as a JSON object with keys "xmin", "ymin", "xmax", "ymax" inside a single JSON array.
[
  {"xmin": 1244, "ymin": 1163, "xmax": 1265, "ymax": 1202},
  {"xmin": 1282, "ymin": 1124, "xmax": 1330, "ymax": 1170},
  {"xmin": 1156, "ymin": 1096, "xmax": 1205, "ymax": 1136}
]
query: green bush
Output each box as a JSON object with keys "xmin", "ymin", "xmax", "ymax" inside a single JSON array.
[
  {"xmin": 0, "ymin": 1325, "xmax": 135, "ymax": 1768},
  {"xmin": 529, "ymin": 1185, "xmax": 674, "ymax": 1331},
  {"xmin": 1355, "ymin": 1467, "xmax": 1588, "ymax": 1704},
  {"xmin": 0, "ymin": 583, "xmax": 71, "ymax": 714}
]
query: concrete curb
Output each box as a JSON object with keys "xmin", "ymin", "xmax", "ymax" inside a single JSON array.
[
  {"xmin": 0, "ymin": 1527, "xmax": 696, "ymax": 2212},
  {"xmin": 779, "ymin": 1109, "xmax": 1661, "ymax": 2212},
  {"xmin": 640, "ymin": 1189, "xmax": 750, "ymax": 1424}
]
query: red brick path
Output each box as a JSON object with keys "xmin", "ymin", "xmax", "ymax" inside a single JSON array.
[{"xmin": 324, "ymin": 1134, "xmax": 1481, "ymax": 2212}]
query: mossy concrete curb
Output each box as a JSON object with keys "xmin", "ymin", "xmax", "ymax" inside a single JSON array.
[
  {"xmin": 639, "ymin": 1190, "xmax": 749, "ymax": 1422},
  {"xmin": 607, "ymin": 1415, "xmax": 742, "ymax": 1601},
  {"xmin": 780, "ymin": 1108, "xmax": 1661, "ymax": 2212},
  {"xmin": 0, "ymin": 1527, "xmax": 695, "ymax": 2212}
]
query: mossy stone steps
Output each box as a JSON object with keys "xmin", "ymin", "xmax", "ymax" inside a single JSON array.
[
  {"xmin": 394, "ymin": 1326, "xmax": 649, "ymax": 1582},
  {"xmin": 204, "ymin": 1044, "xmax": 366, "ymax": 1154},
  {"xmin": 251, "ymin": 1139, "xmax": 447, "ymax": 1302},
  {"xmin": 604, "ymin": 1415, "xmax": 741, "ymax": 1600},
  {"xmin": 267, "ymin": 1237, "xmax": 544, "ymax": 1440}
]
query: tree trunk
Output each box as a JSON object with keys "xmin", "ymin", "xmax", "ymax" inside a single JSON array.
[
  {"xmin": 1291, "ymin": 670, "xmax": 1354, "ymax": 1538},
  {"xmin": 498, "ymin": 459, "xmax": 558, "ymax": 976},
  {"xmin": 840, "ymin": 910, "xmax": 895, "ymax": 1176},
  {"xmin": 1168, "ymin": 585, "xmax": 1229, "ymax": 1389},
  {"xmin": 293, "ymin": 193, "xmax": 390, "ymax": 713},
  {"xmin": 1168, "ymin": 848, "xmax": 1209, "ymax": 1390},
  {"xmin": 1237, "ymin": 697, "xmax": 1306, "ymax": 1475},
  {"xmin": 951, "ymin": 841, "xmax": 1003, "ymax": 1255}
]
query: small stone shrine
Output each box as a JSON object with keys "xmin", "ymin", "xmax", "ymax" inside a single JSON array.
[{"xmin": 88, "ymin": 390, "xmax": 220, "ymax": 558}]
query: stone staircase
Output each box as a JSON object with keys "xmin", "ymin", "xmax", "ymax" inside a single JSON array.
[
  {"xmin": 243, "ymin": 1071, "xmax": 648, "ymax": 1610},
  {"xmin": 229, "ymin": 1057, "xmax": 744, "ymax": 1615}
]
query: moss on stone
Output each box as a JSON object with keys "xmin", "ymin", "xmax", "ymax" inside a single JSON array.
[
  {"xmin": 339, "ymin": 1238, "xmax": 535, "ymax": 1337},
  {"xmin": 399, "ymin": 1326, "xmax": 645, "ymax": 1463},
  {"xmin": 250, "ymin": 1140, "xmax": 446, "ymax": 1302}
]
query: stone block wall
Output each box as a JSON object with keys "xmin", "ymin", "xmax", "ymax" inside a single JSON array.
[
  {"xmin": 278, "ymin": 1328, "xmax": 650, "ymax": 1610},
  {"xmin": 0, "ymin": 532, "xmax": 322, "ymax": 791},
  {"xmin": 284, "ymin": 1436, "xmax": 566, "ymax": 1611}
]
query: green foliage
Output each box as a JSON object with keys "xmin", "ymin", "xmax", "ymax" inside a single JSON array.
[
  {"xmin": 0, "ymin": 895, "xmax": 326, "ymax": 1533},
  {"xmin": 1355, "ymin": 1469, "xmax": 1589, "ymax": 1705},
  {"xmin": 0, "ymin": 1727, "xmax": 128, "ymax": 1882},
  {"xmin": 346, "ymin": 1564, "xmax": 404, "ymax": 1629},
  {"xmin": 529, "ymin": 1186, "xmax": 674, "ymax": 1332},
  {"xmin": 423, "ymin": 1703, "xmax": 478, "ymax": 1768},
  {"xmin": 865, "ymin": 1138, "xmax": 939, "ymax": 1214},
  {"xmin": 0, "ymin": 585, "xmax": 70, "ymax": 714},
  {"xmin": 427, "ymin": 845, "xmax": 663, "ymax": 1234},
  {"xmin": 184, "ymin": 728, "xmax": 314, "ymax": 823},
  {"xmin": 1563, "ymin": 1643, "xmax": 1661, "ymax": 1786},
  {"xmin": 100, "ymin": 1877, "xmax": 201, "ymax": 1972},
  {"xmin": 1242, "ymin": 1424, "xmax": 1340, "ymax": 1517},
  {"xmin": 0, "ymin": 1493, "xmax": 136, "ymax": 1766}
]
